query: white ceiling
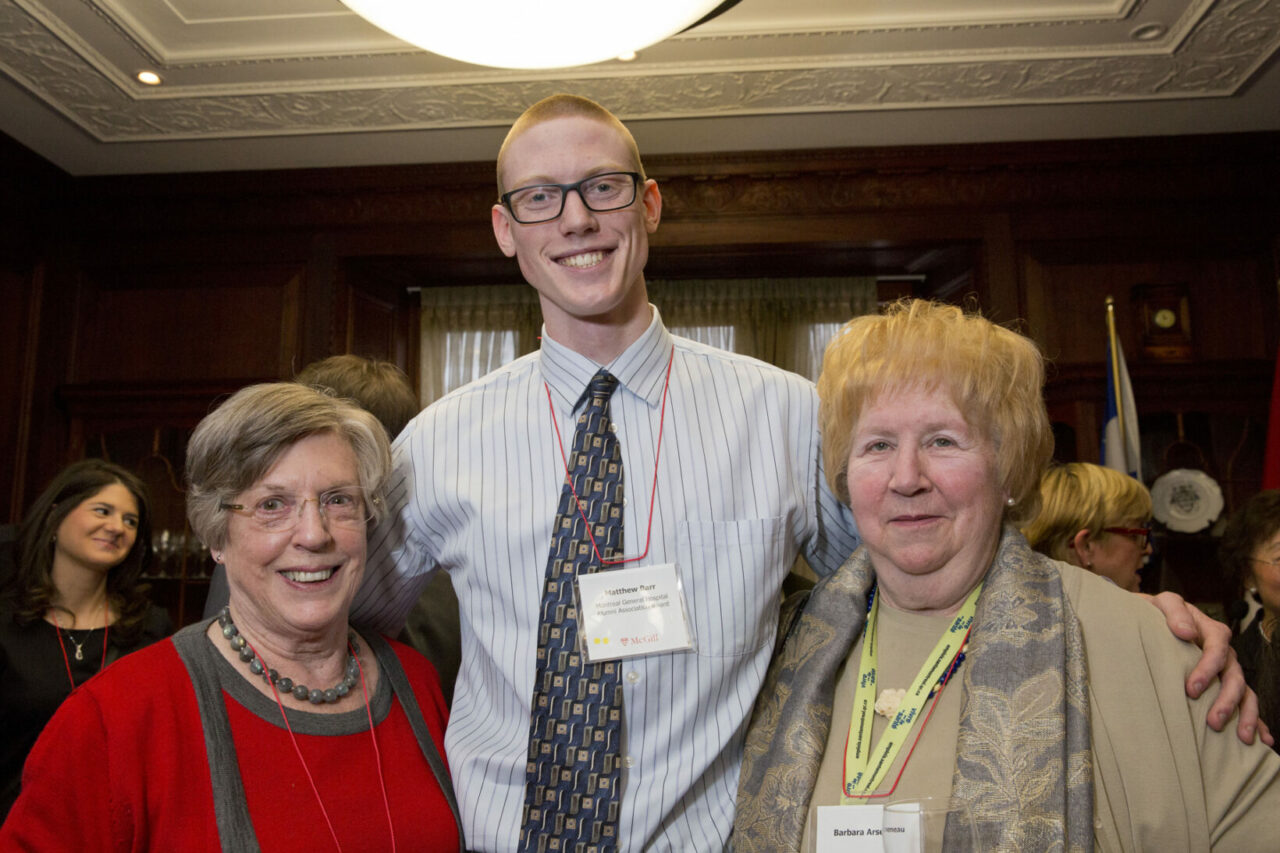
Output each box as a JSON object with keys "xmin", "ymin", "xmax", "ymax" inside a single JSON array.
[{"xmin": 1, "ymin": 0, "xmax": 1277, "ymax": 175}]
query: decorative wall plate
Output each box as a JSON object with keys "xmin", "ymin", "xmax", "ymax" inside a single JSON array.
[{"xmin": 1150, "ymin": 468, "xmax": 1224, "ymax": 533}]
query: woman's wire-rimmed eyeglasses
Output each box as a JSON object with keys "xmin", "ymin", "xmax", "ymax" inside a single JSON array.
[{"xmin": 219, "ymin": 488, "xmax": 378, "ymax": 532}]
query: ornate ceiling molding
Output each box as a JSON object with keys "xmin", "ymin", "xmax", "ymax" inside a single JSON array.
[{"xmin": 0, "ymin": 0, "xmax": 1276, "ymax": 143}]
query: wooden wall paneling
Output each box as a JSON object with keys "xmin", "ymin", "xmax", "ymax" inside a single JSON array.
[
  {"xmin": 1042, "ymin": 366, "xmax": 1106, "ymax": 463},
  {"xmin": 71, "ymin": 264, "xmax": 307, "ymax": 384},
  {"xmin": 654, "ymin": 209, "xmax": 989, "ymax": 251},
  {"xmin": 1016, "ymin": 248, "xmax": 1278, "ymax": 368},
  {"xmin": 20, "ymin": 251, "xmax": 83, "ymax": 520},
  {"xmin": 278, "ymin": 270, "xmax": 304, "ymax": 377},
  {"xmin": 1273, "ymin": 234, "xmax": 1280, "ymax": 292},
  {"xmin": 1189, "ymin": 253, "xmax": 1276, "ymax": 361},
  {"xmin": 1, "ymin": 260, "xmax": 39, "ymax": 522},
  {"xmin": 300, "ymin": 237, "xmax": 339, "ymax": 372},
  {"xmin": 346, "ymin": 279, "xmax": 402, "ymax": 362},
  {"xmin": 978, "ymin": 213, "xmax": 1019, "ymax": 322},
  {"xmin": 1020, "ymin": 252, "xmax": 1052, "ymax": 355},
  {"xmin": 1040, "ymin": 259, "xmax": 1143, "ymax": 365},
  {"xmin": 353, "ymin": 270, "xmax": 421, "ymax": 384}
]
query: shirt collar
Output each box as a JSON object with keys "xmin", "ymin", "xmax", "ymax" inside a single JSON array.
[{"xmin": 539, "ymin": 306, "xmax": 673, "ymax": 414}]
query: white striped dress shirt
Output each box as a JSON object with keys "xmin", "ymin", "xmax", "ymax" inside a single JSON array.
[{"xmin": 352, "ymin": 307, "xmax": 860, "ymax": 850}]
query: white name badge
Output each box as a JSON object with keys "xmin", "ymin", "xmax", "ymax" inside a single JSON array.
[
  {"xmin": 815, "ymin": 805, "xmax": 885, "ymax": 853},
  {"xmin": 576, "ymin": 563, "xmax": 694, "ymax": 661}
]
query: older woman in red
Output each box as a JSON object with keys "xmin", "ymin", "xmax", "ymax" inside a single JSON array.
[{"xmin": 1, "ymin": 383, "xmax": 463, "ymax": 852}]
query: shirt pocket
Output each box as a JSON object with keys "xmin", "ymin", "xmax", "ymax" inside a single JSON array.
[{"xmin": 676, "ymin": 517, "xmax": 788, "ymax": 658}]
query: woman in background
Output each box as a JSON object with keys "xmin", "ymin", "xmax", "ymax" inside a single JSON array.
[
  {"xmin": 0, "ymin": 459, "xmax": 172, "ymax": 816},
  {"xmin": 1221, "ymin": 490, "xmax": 1280, "ymax": 749},
  {"xmin": 1023, "ymin": 461, "xmax": 1153, "ymax": 592}
]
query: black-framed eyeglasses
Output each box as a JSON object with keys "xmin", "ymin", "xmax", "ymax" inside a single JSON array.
[
  {"xmin": 1103, "ymin": 525, "xmax": 1152, "ymax": 548},
  {"xmin": 500, "ymin": 171, "xmax": 641, "ymax": 224},
  {"xmin": 220, "ymin": 487, "xmax": 378, "ymax": 533}
]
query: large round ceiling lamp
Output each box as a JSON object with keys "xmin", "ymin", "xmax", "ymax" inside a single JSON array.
[{"xmin": 339, "ymin": 0, "xmax": 730, "ymax": 69}]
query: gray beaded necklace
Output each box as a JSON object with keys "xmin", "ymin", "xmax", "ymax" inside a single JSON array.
[{"xmin": 217, "ymin": 606, "xmax": 360, "ymax": 705}]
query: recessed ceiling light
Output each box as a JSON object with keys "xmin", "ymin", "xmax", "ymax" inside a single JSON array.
[
  {"xmin": 137, "ymin": 71, "xmax": 162, "ymax": 86},
  {"xmin": 1130, "ymin": 23, "xmax": 1167, "ymax": 41}
]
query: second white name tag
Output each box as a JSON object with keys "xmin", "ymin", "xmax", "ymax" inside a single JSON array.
[{"xmin": 576, "ymin": 563, "xmax": 694, "ymax": 661}]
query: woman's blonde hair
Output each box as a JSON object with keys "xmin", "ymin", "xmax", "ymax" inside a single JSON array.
[
  {"xmin": 185, "ymin": 383, "xmax": 391, "ymax": 551},
  {"xmin": 1022, "ymin": 462, "xmax": 1152, "ymax": 561},
  {"xmin": 817, "ymin": 299, "xmax": 1052, "ymax": 525}
]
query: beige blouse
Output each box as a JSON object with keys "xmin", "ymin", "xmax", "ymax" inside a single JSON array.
[{"xmin": 802, "ymin": 562, "xmax": 1280, "ymax": 852}]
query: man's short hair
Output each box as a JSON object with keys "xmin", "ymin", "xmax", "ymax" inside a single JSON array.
[
  {"xmin": 496, "ymin": 93, "xmax": 646, "ymax": 197},
  {"xmin": 296, "ymin": 354, "xmax": 420, "ymax": 439}
]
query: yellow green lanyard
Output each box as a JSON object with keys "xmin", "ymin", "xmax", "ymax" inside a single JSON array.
[{"xmin": 841, "ymin": 582, "xmax": 982, "ymax": 801}]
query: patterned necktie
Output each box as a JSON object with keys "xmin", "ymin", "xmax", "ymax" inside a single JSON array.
[{"xmin": 520, "ymin": 370, "xmax": 625, "ymax": 853}]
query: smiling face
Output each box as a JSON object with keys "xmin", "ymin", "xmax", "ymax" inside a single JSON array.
[
  {"xmin": 54, "ymin": 483, "xmax": 139, "ymax": 574},
  {"xmin": 216, "ymin": 431, "xmax": 367, "ymax": 646},
  {"xmin": 845, "ymin": 384, "xmax": 1007, "ymax": 614},
  {"xmin": 492, "ymin": 115, "xmax": 661, "ymax": 351}
]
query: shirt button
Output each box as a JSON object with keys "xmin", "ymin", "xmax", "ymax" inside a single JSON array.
[
  {"xmin": 623, "ymin": 756, "xmax": 636, "ymax": 768},
  {"xmin": 609, "ymin": 423, "xmax": 618, "ymax": 433},
  {"xmin": 625, "ymin": 670, "xmax": 641, "ymax": 684}
]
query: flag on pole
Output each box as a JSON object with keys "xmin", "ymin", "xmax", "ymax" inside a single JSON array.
[{"xmin": 1102, "ymin": 299, "xmax": 1141, "ymax": 479}]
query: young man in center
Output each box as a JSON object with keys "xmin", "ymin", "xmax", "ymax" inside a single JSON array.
[
  {"xmin": 353, "ymin": 94, "xmax": 858, "ymax": 850},
  {"xmin": 350, "ymin": 94, "xmax": 1253, "ymax": 850}
]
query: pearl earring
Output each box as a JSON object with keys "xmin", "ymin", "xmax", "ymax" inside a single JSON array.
[{"xmin": 1005, "ymin": 497, "xmax": 1016, "ymax": 507}]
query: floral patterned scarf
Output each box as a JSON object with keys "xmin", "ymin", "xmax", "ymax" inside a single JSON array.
[{"xmin": 735, "ymin": 526, "xmax": 1093, "ymax": 852}]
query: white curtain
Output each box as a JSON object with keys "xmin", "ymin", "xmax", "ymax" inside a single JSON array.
[
  {"xmin": 419, "ymin": 285, "xmax": 541, "ymax": 405},
  {"xmin": 648, "ymin": 277, "xmax": 877, "ymax": 381},
  {"xmin": 419, "ymin": 277, "xmax": 877, "ymax": 404}
]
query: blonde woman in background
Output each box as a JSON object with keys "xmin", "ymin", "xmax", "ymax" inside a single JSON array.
[{"xmin": 1023, "ymin": 462, "xmax": 1153, "ymax": 592}]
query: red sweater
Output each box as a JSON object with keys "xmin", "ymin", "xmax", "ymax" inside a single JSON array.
[{"xmin": 0, "ymin": 634, "xmax": 460, "ymax": 852}]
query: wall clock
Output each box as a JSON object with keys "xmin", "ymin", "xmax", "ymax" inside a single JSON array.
[{"xmin": 1133, "ymin": 283, "xmax": 1192, "ymax": 361}]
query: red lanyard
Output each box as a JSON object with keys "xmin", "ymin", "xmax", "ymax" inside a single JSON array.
[
  {"xmin": 251, "ymin": 633, "xmax": 395, "ymax": 853},
  {"xmin": 544, "ymin": 345, "xmax": 674, "ymax": 566},
  {"xmin": 49, "ymin": 602, "xmax": 110, "ymax": 691}
]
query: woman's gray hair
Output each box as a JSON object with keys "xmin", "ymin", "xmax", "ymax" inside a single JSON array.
[{"xmin": 186, "ymin": 382, "xmax": 391, "ymax": 551}]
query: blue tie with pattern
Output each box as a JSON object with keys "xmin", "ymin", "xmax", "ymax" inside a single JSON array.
[{"xmin": 520, "ymin": 369, "xmax": 625, "ymax": 853}]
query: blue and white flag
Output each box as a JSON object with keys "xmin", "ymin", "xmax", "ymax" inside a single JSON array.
[{"xmin": 1102, "ymin": 334, "xmax": 1141, "ymax": 479}]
